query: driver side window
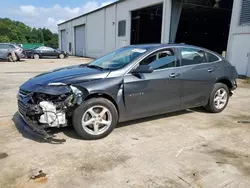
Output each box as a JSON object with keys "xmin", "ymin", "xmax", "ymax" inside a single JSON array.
[
  {"xmin": 38, "ymin": 47, "xmax": 46, "ymax": 51},
  {"xmin": 46, "ymin": 47, "xmax": 54, "ymax": 51},
  {"xmin": 140, "ymin": 49, "xmax": 176, "ymax": 70}
]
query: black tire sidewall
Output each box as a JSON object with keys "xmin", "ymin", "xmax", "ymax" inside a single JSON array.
[
  {"xmin": 73, "ymin": 98, "xmax": 118, "ymax": 140},
  {"xmin": 207, "ymin": 83, "xmax": 229, "ymax": 113}
]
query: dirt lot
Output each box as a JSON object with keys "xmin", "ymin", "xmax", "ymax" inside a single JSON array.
[{"xmin": 0, "ymin": 58, "xmax": 250, "ymax": 188}]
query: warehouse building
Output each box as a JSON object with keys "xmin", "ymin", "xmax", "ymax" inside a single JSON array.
[{"xmin": 58, "ymin": 0, "xmax": 250, "ymax": 76}]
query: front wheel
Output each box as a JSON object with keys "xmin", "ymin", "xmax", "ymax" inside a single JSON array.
[
  {"xmin": 8, "ymin": 54, "xmax": 14, "ymax": 62},
  {"xmin": 33, "ymin": 54, "xmax": 40, "ymax": 59},
  {"xmin": 205, "ymin": 83, "xmax": 229, "ymax": 113},
  {"xmin": 73, "ymin": 98, "xmax": 118, "ymax": 140},
  {"xmin": 59, "ymin": 53, "xmax": 65, "ymax": 59}
]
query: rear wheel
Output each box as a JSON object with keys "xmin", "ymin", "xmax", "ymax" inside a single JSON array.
[
  {"xmin": 205, "ymin": 83, "xmax": 229, "ymax": 113},
  {"xmin": 73, "ymin": 98, "xmax": 118, "ymax": 140},
  {"xmin": 33, "ymin": 54, "xmax": 40, "ymax": 59}
]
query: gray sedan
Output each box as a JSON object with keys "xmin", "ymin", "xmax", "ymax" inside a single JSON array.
[{"xmin": 18, "ymin": 44, "xmax": 238, "ymax": 140}]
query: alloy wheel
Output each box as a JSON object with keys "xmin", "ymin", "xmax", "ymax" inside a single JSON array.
[
  {"xmin": 34, "ymin": 54, "xmax": 39, "ymax": 59},
  {"xmin": 81, "ymin": 105, "xmax": 112, "ymax": 136},
  {"xmin": 214, "ymin": 88, "xmax": 228, "ymax": 110},
  {"xmin": 59, "ymin": 54, "xmax": 64, "ymax": 59}
]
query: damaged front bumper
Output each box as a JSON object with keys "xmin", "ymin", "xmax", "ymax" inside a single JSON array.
[
  {"xmin": 18, "ymin": 109, "xmax": 54, "ymax": 139},
  {"xmin": 17, "ymin": 84, "xmax": 83, "ymax": 140},
  {"xmin": 19, "ymin": 113, "xmax": 66, "ymax": 143}
]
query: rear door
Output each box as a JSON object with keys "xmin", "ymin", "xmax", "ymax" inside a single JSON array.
[
  {"xmin": 123, "ymin": 48, "xmax": 182, "ymax": 117},
  {"xmin": 177, "ymin": 47, "xmax": 220, "ymax": 109}
]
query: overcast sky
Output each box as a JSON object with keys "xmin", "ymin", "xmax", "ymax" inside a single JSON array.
[{"xmin": 0, "ymin": 0, "xmax": 116, "ymax": 33}]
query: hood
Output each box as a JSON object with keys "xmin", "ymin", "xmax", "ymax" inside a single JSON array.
[{"xmin": 20, "ymin": 65, "xmax": 110, "ymax": 92}]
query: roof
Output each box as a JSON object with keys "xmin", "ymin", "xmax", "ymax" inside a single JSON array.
[
  {"xmin": 128, "ymin": 44, "xmax": 161, "ymax": 49},
  {"xmin": 127, "ymin": 43, "xmax": 221, "ymax": 54},
  {"xmin": 58, "ymin": 0, "xmax": 125, "ymax": 26},
  {"xmin": 128, "ymin": 43, "xmax": 202, "ymax": 49}
]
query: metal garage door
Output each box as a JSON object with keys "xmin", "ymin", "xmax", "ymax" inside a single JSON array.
[
  {"xmin": 74, "ymin": 25, "xmax": 85, "ymax": 56},
  {"xmin": 61, "ymin": 30, "xmax": 67, "ymax": 52}
]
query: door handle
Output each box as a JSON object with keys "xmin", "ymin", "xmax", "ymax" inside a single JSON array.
[
  {"xmin": 207, "ymin": 68, "xmax": 214, "ymax": 73},
  {"xmin": 169, "ymin": 73, "xmax": 180, "ymax": 78}
]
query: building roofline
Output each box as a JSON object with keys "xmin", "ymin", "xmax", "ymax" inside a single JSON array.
[{"xmin": 58, "ymin": 0, "xmax": 125, "ymax": 26}]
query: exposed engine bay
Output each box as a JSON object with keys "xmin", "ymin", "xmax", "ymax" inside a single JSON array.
[{"xmin": 19, "ymin": 85, "xmax": 83, "ymax": 135}]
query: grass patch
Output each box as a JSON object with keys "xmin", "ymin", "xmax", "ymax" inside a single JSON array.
[{"xmin": 246, "ymin": 78, "xmax": 250, "ymax": 84}]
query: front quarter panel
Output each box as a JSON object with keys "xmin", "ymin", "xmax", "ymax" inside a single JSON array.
[{"xmin": 72, "ymin": 77, "xmax": 126, "ymax": 120}]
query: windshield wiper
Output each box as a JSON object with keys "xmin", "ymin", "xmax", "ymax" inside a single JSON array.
[{"xmin": 87, "ymin": 65, "xmax": 104, "ymax": 70}]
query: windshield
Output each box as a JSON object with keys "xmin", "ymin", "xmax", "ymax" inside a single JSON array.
[{"xmin": 89, "ymin": 47, "xmax": 148, "ymax": 70}]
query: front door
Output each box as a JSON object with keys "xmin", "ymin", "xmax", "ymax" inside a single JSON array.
[
  {"xmin": 124, "ymin": 48, "xmax": 181, "ymax": 118},
  {"xmin": 43, "ymin": 47, "xmax": 57, "ymax": 57},
  {"xmin": 177, "ymin": 47, "xmax": 219, "ymax": 108}
]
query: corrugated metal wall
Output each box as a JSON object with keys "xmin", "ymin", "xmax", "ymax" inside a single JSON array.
[{"xmin": 58, "ymin": 0, "xmax": 171, "ymax": 58}]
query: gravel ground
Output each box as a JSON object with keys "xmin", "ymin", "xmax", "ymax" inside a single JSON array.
[{"xmin": 0, "ymin": 57, "xmax": 250, "ymax": 188}]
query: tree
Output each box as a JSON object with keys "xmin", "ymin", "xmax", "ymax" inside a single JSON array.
[
  {"xmin": 45, "ymin": 33, "xmax": 58, "ymax": 49},
  {"xmin": 0, "ymin": 35, "xmax": 10, "ymax": 42},
  {"xmin": 37, "ymin": 29, "xmax": 44, "ymax": 43},
  {"xmin": 42, "ymin": 28, "xmax": 53, "ymax": 41},
  {"xmin": 0, "ymin": 18, "xmax": 57, "ymax": 47}
]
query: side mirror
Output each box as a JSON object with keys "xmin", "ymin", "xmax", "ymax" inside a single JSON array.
[{"xmin": 131, "ymin": 65, "xmax": 153, "ymax": 74}]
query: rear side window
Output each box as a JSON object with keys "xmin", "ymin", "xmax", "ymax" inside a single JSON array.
[
  {"xmin": 0, "ymin": 44, "xmax": 10, "ymax": 49},
  {"xmin": 180, "ymin": 48, "xmax": 207, "ymax": 66},
  {"xmin": 37, "ymin": 47, "xmax": 46, "ymax": 50},
  {"xmin": 206, "ymin": 52, "xmax": 220, "ymax": 62},
  {"xmin": 8, "ymin": 45, "xmax": 15, "ymax": 49},
  {"xmin": 140, "ymin": 49, "xmax": 176, "ymax": 70}
]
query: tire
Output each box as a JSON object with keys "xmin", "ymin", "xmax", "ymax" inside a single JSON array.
[
  {"xmin": 33, "ymin": 54, "xmax": 40, "ymax": 59},
  {"xmin": 59, "ymin": 53, "xmax": 65, "ymax": 59},
  {"xmin": 73, "ymin": 98, "xmax": 118, "ymax": 140},
  {"xmin": 205, "ymin": 83, "xmax": 229, "ymax": 113}
]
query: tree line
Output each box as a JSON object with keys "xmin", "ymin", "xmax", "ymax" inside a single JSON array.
[{"xmin": 0, "ymin": 18, "xmax": 58, "ymax": 49}]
